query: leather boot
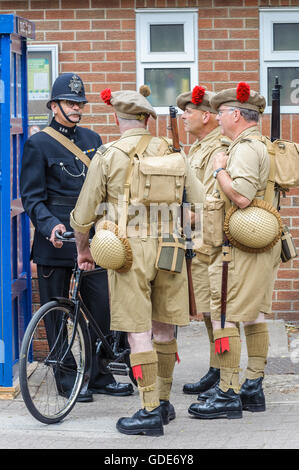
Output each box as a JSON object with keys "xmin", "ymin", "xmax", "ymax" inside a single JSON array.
[
  {"xmin": 116, "ymin": 408, "xmax": 164, "ymax": 436},
  {"xmin": 240, "ymin": 377, "xmax": 266, "ymax": 412},
  {"xmin": 197, "ymin": 379, "xmax": 219, "ymax": 401},
  {"xmin": 188, "ymin": 385, "xmax": 243, "ymax": 419},
  {"xmin": 159, "ymin": 400, "xmax": 176, "ymax": 424},
  {"xmin": 183, "ymin": 367, "xmax": 220, "ymax": 394}
]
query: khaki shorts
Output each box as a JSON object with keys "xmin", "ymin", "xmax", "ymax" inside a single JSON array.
[
  {"xmin": 192, "ymin": 255, "xmax": 210, "ymax": 313},
  {"xmin": 108, "ymin": 237, "xmax": 189, "ymax": 333},
  {"xmin": 208, "ymin": 241, "xmax": 281, "ymax": 323}
]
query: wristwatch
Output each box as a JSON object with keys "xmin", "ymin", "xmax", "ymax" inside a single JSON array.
[{"xmin": 213, "ymin": 167, "xmax": 225, "ymax": 179}]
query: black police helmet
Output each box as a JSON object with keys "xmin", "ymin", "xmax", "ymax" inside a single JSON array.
[{"xmin": 47, "ymin": 73, "xmax": 88, "ymax": 109}]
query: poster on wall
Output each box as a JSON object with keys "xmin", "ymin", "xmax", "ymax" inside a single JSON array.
[{"xmin": 27, "ymin": 45, "xmax": 58, "ymax": 136}]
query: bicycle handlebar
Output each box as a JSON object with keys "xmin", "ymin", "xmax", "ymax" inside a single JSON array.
[{"xmin": 55, "ymin": 230, "xmax": 75, "ymax": 241}]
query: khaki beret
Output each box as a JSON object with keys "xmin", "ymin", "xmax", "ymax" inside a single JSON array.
[
  {"xmin": 211, "ymin": 82, "xmax": 266, "ymax": 114},
  {"xmin": 176, "ymin": 86, "xmax": 217, "ymax": 113},
  {"xmin": 100, "ymin": 85, "xmax": 157, "ymax": 120}
]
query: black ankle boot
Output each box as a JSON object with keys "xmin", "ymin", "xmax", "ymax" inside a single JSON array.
[
  {"xmin": 183, "ymin": 367, "xmax": 220, "ymax": 394},
  {"xmin": 197, "ymin": 379, "xmax": 220, "ymax": 401},
  {"xmin": 116, "ymin": 408, "xmax": 164, "ymax": 436},
  {"xmin": 188, "ymin": 385, "xmax": 243, "ymax": 419},
  {"xmin": 159, "ymin": 400, "xmax": 176, "ymax": 425},
  {"xmin": 240, "ymin": 377, "xmax": 266, "ymax": 412}
]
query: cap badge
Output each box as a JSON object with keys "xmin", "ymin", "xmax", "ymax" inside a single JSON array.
[{"xmin": 69, "ymin": 75, "xmax": 82, "ymax": 94}]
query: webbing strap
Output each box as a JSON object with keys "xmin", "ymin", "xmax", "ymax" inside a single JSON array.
[
  {"xmin": 118, "ymin": 134, "xmax": 152, "ymax": 234},
  {"xmin": 42, "ymin": 126, "xmax": 91, "ymax": 168}
]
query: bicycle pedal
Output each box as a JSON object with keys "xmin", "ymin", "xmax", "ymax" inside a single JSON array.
[{"xmin": 107, "ymin": 362, "xmax": 130, "ymax": 376}]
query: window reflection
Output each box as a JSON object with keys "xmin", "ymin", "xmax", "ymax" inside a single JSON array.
[
  {"xmin": 145, "ymin": 68, "xmax": 190, "ymax": 107},
  {"xmin": 268, "ymin": 67, "xmax": 299, "ymax": 106},
  {"xmin": 273, "ymin": 23, "xmax": 299, "ymax": 51},
  {"xmin": 150, "ymin": 24, "xmax": 184, "ymax": 52}
]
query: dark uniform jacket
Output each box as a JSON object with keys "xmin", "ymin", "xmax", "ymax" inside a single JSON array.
[{"xmin": 20, "ymin": 118, "xmax": 102, "ymax": 266}]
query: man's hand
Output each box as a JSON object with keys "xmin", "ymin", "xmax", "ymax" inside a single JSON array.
[
  {"xmin": 213, "ymin": 151, "xmax": 228, "ymax": 171},
  {"xmin": 74, "ymin": 230, "xmax": 95, "ymax": 270},
  {"xmin": 77, "ymin": 249, "xmax": 95, "ymax": 271},
  {"xmin": 50, "ymin": 224, "xmax": 66, "ymax": 248}
]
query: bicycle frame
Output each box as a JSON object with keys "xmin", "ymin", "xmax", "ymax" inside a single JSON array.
[{"xmin": 54, "ymin": 230, "xmax": 130, "ymax": 365}]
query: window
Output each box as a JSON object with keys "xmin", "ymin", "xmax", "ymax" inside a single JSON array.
[
  {"xmin": 136, "ymin": 9, "xmax": 198, "ymax": 114},
  {"xmin": 260, "ymin": 8, "xmax": 299, "ymax": 113}
]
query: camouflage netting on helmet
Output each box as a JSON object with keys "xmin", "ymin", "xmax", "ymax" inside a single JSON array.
[{"xmin": 224, "ymin": 199, "xmax": 283, "ymax": 253}]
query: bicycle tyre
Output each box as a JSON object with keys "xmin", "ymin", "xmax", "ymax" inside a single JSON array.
[{"xmin": 19, "ymin": 300, "xmax": 90, "ymax": 424}]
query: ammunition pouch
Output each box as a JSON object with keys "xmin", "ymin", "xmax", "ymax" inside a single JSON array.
[
  {"xmin": 155, "ymin": 235, "xmax": 186, "ymax": 273},
  {"xmin": 202, "ymin": 195, "xmax": 225, "ymax": 247},
  {"xmin": 281, "ymin": 225, "xmax": 298, "ymax": 262}
]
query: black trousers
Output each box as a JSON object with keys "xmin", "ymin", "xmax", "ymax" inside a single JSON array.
[{"xmin": 37, "ymin": 265, "xmax": 115, "ymax": 390}]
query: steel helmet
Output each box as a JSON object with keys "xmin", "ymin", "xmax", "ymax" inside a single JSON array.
[
  {"xmin": 90, "ymin": 221, "xmax": 133, "ymax": 273},
  {"xmin": 47, "ymin": 73, "xmax": 88, "ymax": 109}
]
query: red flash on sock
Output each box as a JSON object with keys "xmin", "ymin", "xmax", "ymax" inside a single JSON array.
[
  {"xmin": 176, "ymin": 352, "xmax": 180, "ymax": 363},
  {"xmin": 132, "ymin": 365, "xmax": 143, "ymax": 380},
  {"xmin": 215, "ymin": 337, "xmax": 230, "ymax": 354}
]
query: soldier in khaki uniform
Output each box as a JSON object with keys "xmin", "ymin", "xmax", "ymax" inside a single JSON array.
[
  {"xmin": 70, "ymin": 86, "xmax": 204, "ymax": 436},
  {"xmin": 176, "ymin": 86, "xmax": 231, "ymax": 397},
  {"xmin": 188, "ymin": 82, "xmax": 281, "ymax": 420}
]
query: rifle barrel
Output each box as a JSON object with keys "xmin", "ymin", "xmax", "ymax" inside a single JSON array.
[{"xmin": 271, "ymin": 76, "xmax": 281, "ymax": 142}]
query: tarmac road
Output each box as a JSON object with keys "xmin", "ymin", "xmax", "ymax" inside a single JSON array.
[{"xmin": 0, "ymin": 320, "xmax": 299, "ymax": 453}]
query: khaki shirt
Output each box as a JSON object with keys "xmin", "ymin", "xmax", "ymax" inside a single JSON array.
[
  {"xmin": 225, "ymin": 126, "xmax": 270, "ymax": 202},
  {"xmin": 189, "ymin": 127, "xmax": 230, "ymax": 194},
  {"xmin": 70, "ymin": 128, "xmax": 204, "ymax": 234}
]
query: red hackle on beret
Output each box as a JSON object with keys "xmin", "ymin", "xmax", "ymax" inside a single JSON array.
[
  {"xmin": 236, "ymin": 82, "xmax": 250, "ymax": 103},
  {"xmin": 100, "ymin": 88, "xmax": 112, "ymax": 105},
  {"xmin": 191, "ymin": 85, "xmax": 205, "ymax": 106}
]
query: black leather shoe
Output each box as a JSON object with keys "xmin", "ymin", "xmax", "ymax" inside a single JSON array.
[
  {"xmin": 197, "ymin": 380, "xmax": 219, "ymax": 401},
  {"xmin": 159, "ymin": 400, "xmax": 176, "ymax": 425},
  {"xmin": 89, "ymin": 382, "xmax": 134, "ymax": 396},
  {"xmin": 183, "ymin": 367, "xmax": 220, "ymax": 394},
  {"xmin": 188, "ymin": 385, "xmax": 242, "ymax": 419},
  {"xmin": 59, "ymin": 389, "xmax": 93, "ymax": 403},
  {"xmin": 240, "ymin": 377, "xmax": 266, "ymax": 412},
  {"xmin": 116, "ymin": 408, "xmax": 164, "ymax": 436}
]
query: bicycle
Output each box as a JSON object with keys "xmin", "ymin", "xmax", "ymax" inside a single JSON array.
[{"xmin": 19, "ymin": 231, "xmax": 136, "ymax": 425}]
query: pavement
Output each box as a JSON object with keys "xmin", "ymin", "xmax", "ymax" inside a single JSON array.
[{"xmin": 0, "ymin": 319, "xmax": 299, "ymax": 453}]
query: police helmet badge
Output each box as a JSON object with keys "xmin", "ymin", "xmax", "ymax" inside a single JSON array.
[{"xmin": 68, "ymin": 75, "xmax": 83, "ymax": 95}]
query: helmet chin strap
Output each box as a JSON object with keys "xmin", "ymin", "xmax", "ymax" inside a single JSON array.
[{"xmin": 57, "ymin": 101, "xmax": 82, "ymax": 124}]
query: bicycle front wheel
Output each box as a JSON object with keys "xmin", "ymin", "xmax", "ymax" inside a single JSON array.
[{"xmin": 19, "ymin": 300, "xmax": 89, "ymax": 424}]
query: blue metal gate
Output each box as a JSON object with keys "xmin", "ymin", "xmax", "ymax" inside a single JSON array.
[{"xmin": 0, "ymin": 15, "xmax": 35, "ymax": 388}]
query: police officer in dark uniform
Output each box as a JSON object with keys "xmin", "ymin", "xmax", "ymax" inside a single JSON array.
[{"xmin": 20, "ymin": 73, "xmax": 133, "ymax": 402}]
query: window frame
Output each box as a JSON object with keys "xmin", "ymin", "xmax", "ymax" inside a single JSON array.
[
  {"xmin": 260, "ymin": 7, "xmax": 299, "ymax": 114},
  {"xmin": 136, "ymin": 8, "xmax": 198, "ymax": 115}
]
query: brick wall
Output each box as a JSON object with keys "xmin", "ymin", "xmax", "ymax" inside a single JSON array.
[{"xmin": 1, "ymin": 0, "xmax": 298, "ymax": 319}]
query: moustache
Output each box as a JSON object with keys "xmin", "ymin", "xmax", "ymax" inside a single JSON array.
[{"xmin": 67, "ymin": 111, "xmax": 82, "ymax": 117}]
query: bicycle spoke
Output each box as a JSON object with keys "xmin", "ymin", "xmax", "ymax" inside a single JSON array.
[{"xmin": 19, "ymin": 301, "xmax": 87, "ymax": 424}]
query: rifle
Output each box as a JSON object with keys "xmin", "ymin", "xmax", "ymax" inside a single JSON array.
[
  {"xmin": 169, "ymin": 106, "xmax": 197, "ymax": 318},
  {"xmin": 271, "ymin": 76, "xmax": 282, "ymax": 142}
]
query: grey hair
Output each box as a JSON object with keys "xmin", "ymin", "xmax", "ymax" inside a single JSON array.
[{"xmin": 234, "ymin": 107, "xmax": 259, "ymax": 123}]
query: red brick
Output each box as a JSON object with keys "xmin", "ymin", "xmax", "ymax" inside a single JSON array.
[
  {"xmin": 46, "ymin": 9, "xmax": 74, "ymax": 19},
  {"xmin": 76, "ymin": 52, "xmax": 105, "ymax": 62},
  {"xmin": 92, "ymin": 20, "xmax": 121, "ymax": 29},
  {"xmin": 215, "ymin": 61, "xmax": 244, "ymax": 71},
  {"xmin": 76, "ymin": 31, "xmax": 105, "ymax": 41},
  {"xmin": 31, "ymin": 1, "xmax": 59, "ymax": 8},
  {"xmin": 61, "ymin": 20, "xmax": 90, "ymax": 30},
  {"xmin": 76, "ymin": 9, "xmax": 105, "ymax": 19},
  {"xmin": 92, "ymin": 42, "xmax": 121, "ymax": 51},
  {"xmin": 214, "ymin": 39, "xmax": 244, "ymax": 50}
]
